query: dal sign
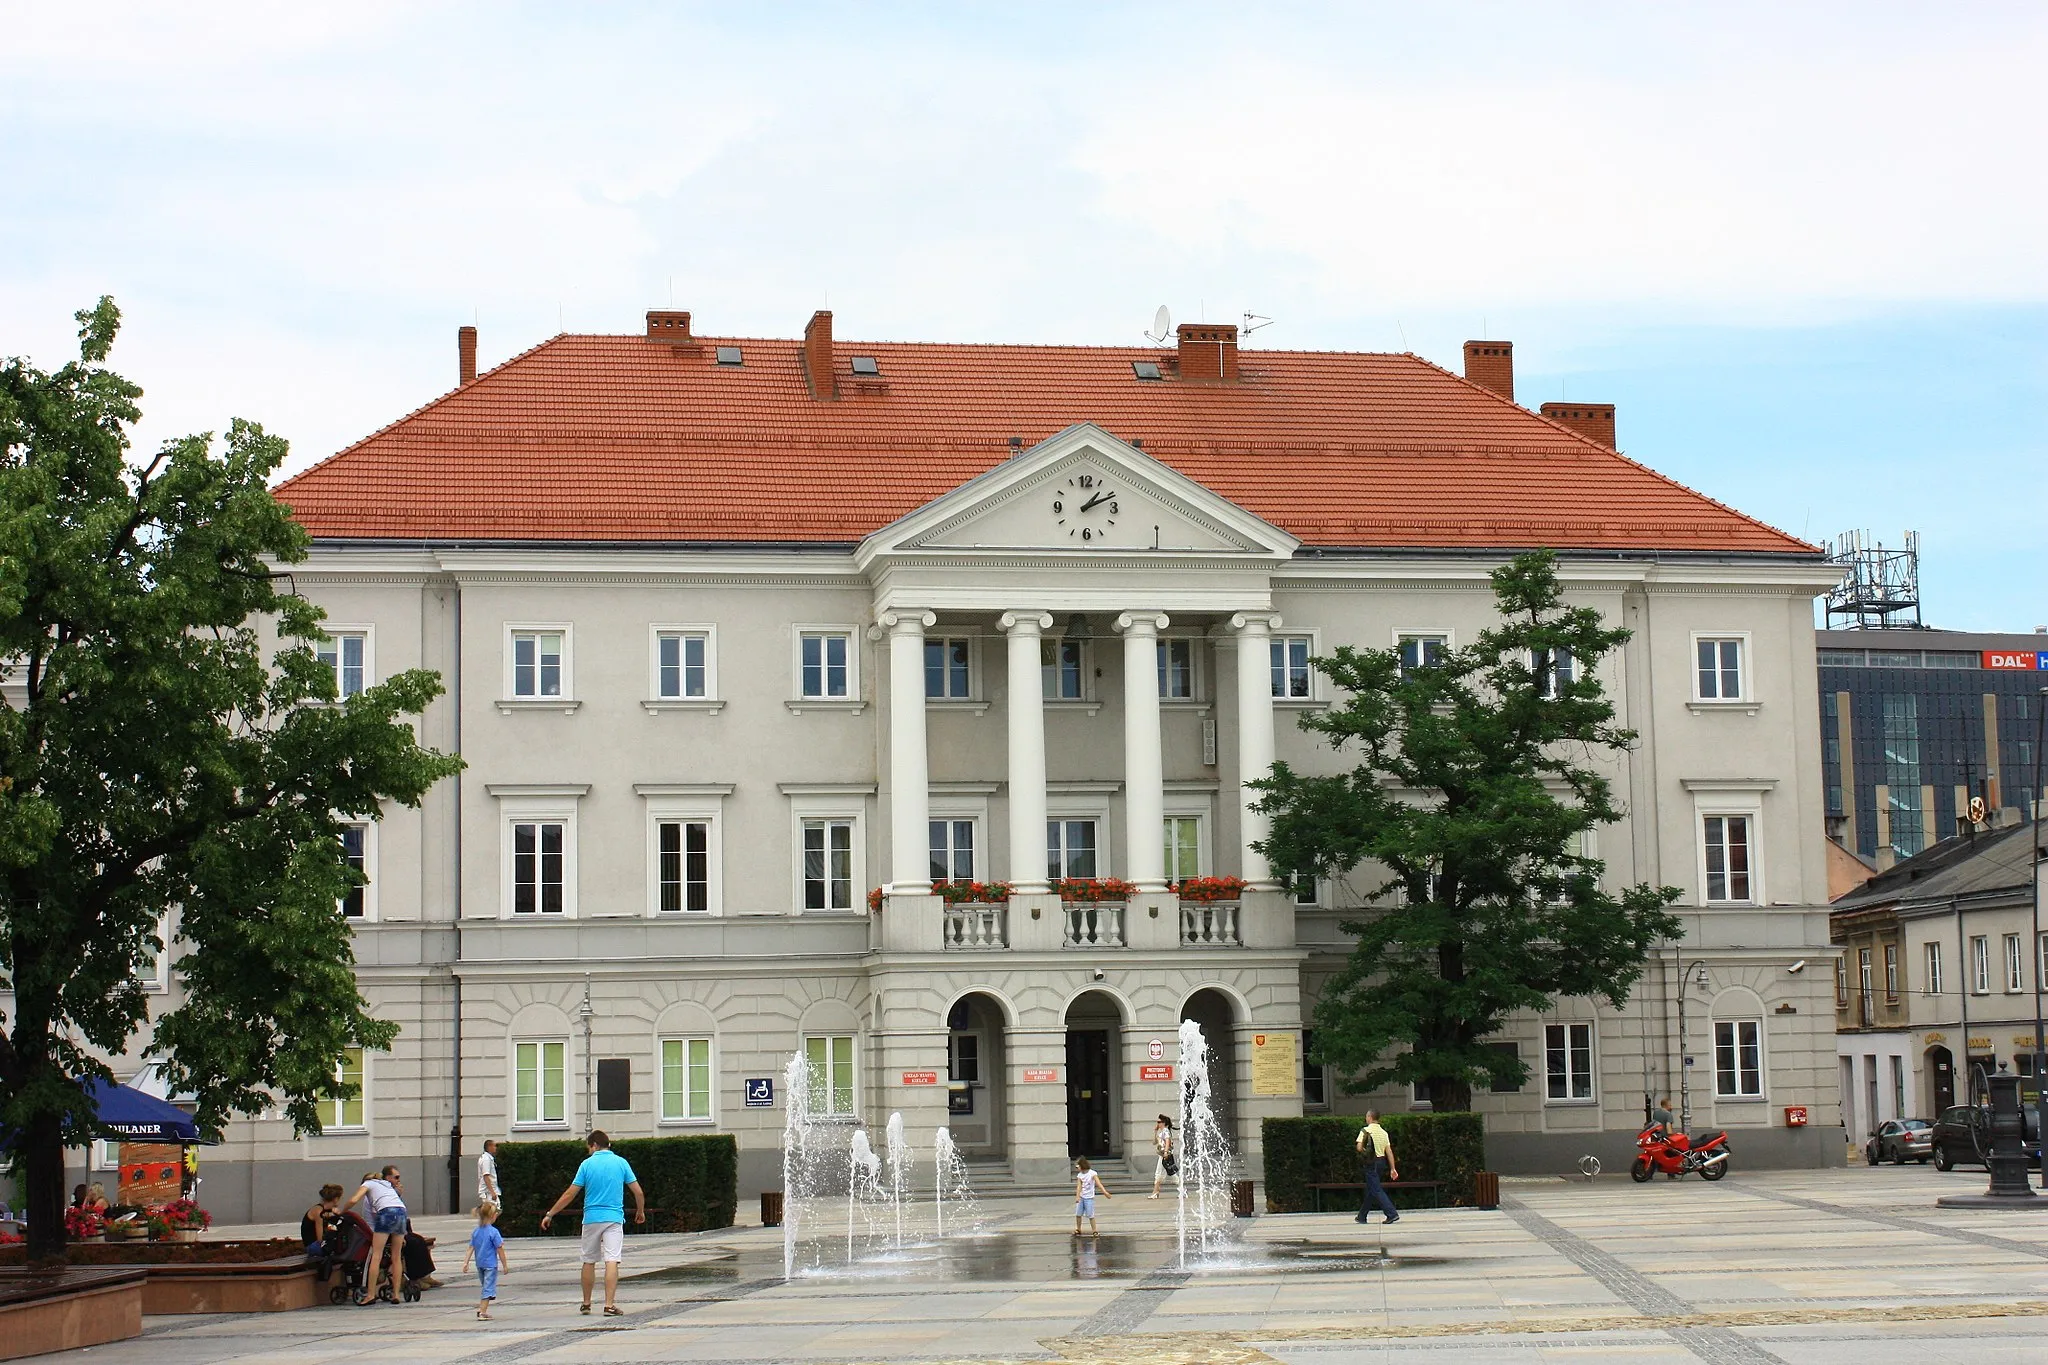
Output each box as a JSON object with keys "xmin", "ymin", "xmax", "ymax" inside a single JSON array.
[{"xmin": 1983, "ymin": 651, "xmax": 2044, "ymax": 670}]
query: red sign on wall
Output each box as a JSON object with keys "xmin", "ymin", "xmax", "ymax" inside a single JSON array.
[
  {"xmin": 1984, "ymin": 651, "xmax": 2040, "ymax": 670},
  {"xmin": 1023, "ymin": 1068, "xmax": 1060, "ymax": 1083},
  {"xmin": 900, "ymin": 1071, "xmax": 939, "ymax": 1086},
  {"xmin": 1139, "ymin": 1064, "xmax": 1175, "ymax": 1082}
]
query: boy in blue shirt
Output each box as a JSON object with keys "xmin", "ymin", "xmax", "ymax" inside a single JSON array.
[{"xmin": 461, "ymin": 1202, "xmax": 509, "ymax": 1319}]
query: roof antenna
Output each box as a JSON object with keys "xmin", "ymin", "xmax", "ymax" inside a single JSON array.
[
  {"xmin": 1241, "ymin": 312, "xmax": 1275, "ymax": 338},
  {"xmin": 1143, "ymin": 305, "xmax": 1172, "ymax": 344},
  {"xmin": 1395, "ymin": 318, "xmax": 1409, "ymax": 350}
]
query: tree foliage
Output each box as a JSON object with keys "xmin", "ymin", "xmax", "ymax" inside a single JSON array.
[
  {"xmin": 0, "ymin": 298, "xmax": 461, "ymax": 1255},
  {"xmin": 1252, "ymin": 550, "xmax": 1680, "ymax": 1111}
]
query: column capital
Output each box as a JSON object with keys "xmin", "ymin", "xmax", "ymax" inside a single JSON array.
[
  {"xmin": 1113, "ymin": 611, "xmax": 1170, "ymax": 637},
  {"xmin": 877, "ymin": 609, "xmax": 937, "ymax": 635},
  {"xmin": 998, "ymin": 610, "xmax": 1055, "ymax": 635},
  {"xmin": 1228, "ymin": 612, "xmax": 1282, "ymax": 636}
]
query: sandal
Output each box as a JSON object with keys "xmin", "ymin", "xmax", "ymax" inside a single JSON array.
[
  {"xmin": 579, "ymin": 1302, "xmax": 592, "ymax": 1315},
  {"xmin": 604, "ymin": 1305, "xmax": 624, "ymax": 1316}
]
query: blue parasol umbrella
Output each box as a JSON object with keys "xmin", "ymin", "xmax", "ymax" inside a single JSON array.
[{"xmin": 77, "ymin": 1077, "xmax": 202, "ymax": 1143}]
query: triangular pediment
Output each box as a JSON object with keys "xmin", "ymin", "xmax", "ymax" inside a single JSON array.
[{"xmin": 859, "ymin": 424, "xmax": 1299, "ymax": 562}]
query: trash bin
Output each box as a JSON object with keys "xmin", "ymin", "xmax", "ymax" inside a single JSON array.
[
  {"xmin": 761, "ymin": 1191, "xmax": 784, "ymax": 1228},
  {"xmin": 1230, "ymin": 1180, "xmax": 1255, "ymax": 1217},
  {"xmin": 1473, "ymin": 1171, "xmax": 1500, "ymax": 1210}
]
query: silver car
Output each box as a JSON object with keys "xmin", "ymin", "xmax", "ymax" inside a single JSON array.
[{"xmin": 1865, "ymin": 1117, "xmax": 1932, "ymax": 1165}]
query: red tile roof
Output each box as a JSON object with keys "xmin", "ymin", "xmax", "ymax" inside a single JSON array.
[{"xmin": 275, "ymin": 333, "xmax": 1814, "ymax": 554}]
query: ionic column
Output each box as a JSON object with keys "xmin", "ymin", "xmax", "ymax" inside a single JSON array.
[
  {"xmin": 1117, "ymin": 612, "xmax": 1170, "ymax": 892},
  {"xmin": 884, "ymin": 610, "xmax": 936, "ymax": 893},
  {"xmin": 1231, "ymin": 612, "xmax": 1281, "ymax": 888},
  {"xmin": 999, "ymin": 611, "xmax": 1053, "ymax": 893}
]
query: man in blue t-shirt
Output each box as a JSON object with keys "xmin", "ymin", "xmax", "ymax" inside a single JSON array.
[{"xmin": 541, "ymin": 1130, "xmax": 646, "ymax": 1315}]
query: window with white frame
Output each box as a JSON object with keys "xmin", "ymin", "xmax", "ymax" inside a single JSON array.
[
  {"xmin": 1694, "ymin": 636, "xmax": 1746, "ymax": 701},
  {"xmin": 2040, "ymin": 934, "xmax": 2048, "ymax": 991},
  {"xmin": 1544, "ymin": 1022, "xmax": 1594, "ymax": 1102},
  {"xmin": 1048, "ymin": 819, "xmax": 1099, "ymax": 881},
  {"xmin": 1397, "ymin": 633, "xmax": 1448, "ymax": 675},
  {"xmin": 805, "ymin": 1034, "xmax": 856, "ymax": 1116},
  {"xmin": 1713, "ymin": 1020, "xmax": 1764, "ymax": 1097},
  {"xmin": 339, "ymin": 821, "xmax": 371, "ymax": 919},
  {"xmin": 925, "ymin": 638, "xmax": 971, "ymax": 699},
  {"xmin": 1288, "ymin": 870, "xmax": 1319, "ymax": 906},
  {"xmin": 1925, "ymin": 941, "xmax": 1943, "ymax": 996},
  {"xmin": 317, "ymin": 631, "xmax": 369, "ymax": 698},
  {"xmin": 512, "ymin": 822, "xmax": 566, "ymax": 915},
  {"xmin": 929, "ymin": 819, "xmax": 975, "ymax": 884},
  {"xmin": 1157, "ymin": 638, "xmax": 1195, "ymax": 699},
  {"xmin": 514, "ymin": 1040, "xmax": 568, "ymax": 1127},
  {"xmin": 323, "ymin": 1048, "xmax": 366, "ymax": 1131},
  {"xmin": 657, "ymin": 820, "xmax": 711, "ymax": 913},
  {"xmin": 1858, "ymin": 947, "xmax": 1873, "ymax": 1010},
  {"xmin": 1301, "ymin": 1028, "xmax": 1327, "ymax": 1107},
  {"xmin": 1271, "ymin": 635, "xmax": 1313, "ymax": 699},
  {"xmin": 511, "ymin": 629, "xmax": 566, "ymax": 698},
  {"xmin": 1701, "ymin": 814, "xmax": 1754, "ymax": 903},
  {"xmin": 2005, "ymin": 934, "xmax": 2024, "ymax": 992},
  {"xmin": 1884, "ymin": 943, "xmax": 1899, "ymax": 1000},
  {"xmin": 802, "ymin": 818, "xmax": 855, "ymax": 910},
  {"xmin": 1835, "ymin": 956, "xmax": 1849, "ymax": 1006},
  {"xmin": 1971, "ymin": 934, "xmax": 1990, "ymax": 994},
  {"xmin": 654, "ymin": 629, "xmax": 712, "ymax": 699},
  {"xmin": 659, "ymin": 1037, "xmax": 713, "ymax": 1122},
  {"xmin": 1163, "ymin": 816, "xmax": 1202, "ymax": 881},
  {"xmin": 799, "ymin": 630, "xmax": 853, "ymax": 699},
  {"xmin": 1042, "ymin": 638, "xmax": 1085, "ymax": 700},
  {"xmin": 1532, "ymin": 646, "xmax": 1575, "ymax": 699}
]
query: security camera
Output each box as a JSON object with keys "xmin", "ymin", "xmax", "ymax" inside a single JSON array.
[
  {"xmin": 1787, "ymin": 960, "xmax": 1807, "ymax": 974},
  {"xmin": 1092, "ymin": 968, "xmax": 1106, "ymax": 982}
]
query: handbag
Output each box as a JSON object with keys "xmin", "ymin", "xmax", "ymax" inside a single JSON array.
[{"xmin": 1162, "ymin": 1153, "xmax": 1179, "ymax": 1176}]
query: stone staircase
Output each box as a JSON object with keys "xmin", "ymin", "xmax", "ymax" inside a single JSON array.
[{"xmin": 962, "ymin": 1154, "xmax": 1139, "ymax": 1197}]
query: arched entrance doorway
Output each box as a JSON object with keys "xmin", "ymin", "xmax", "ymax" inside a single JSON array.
[
  {"xmin": 946, "ymin": 993, "xmax": 1008, "ymax": 1156},
  {"xmin": 1180, "ymin": 988, "xmax": 1239, "ymax": 1142},
  {"xmin": 1064, "ymin": 991, "xmax": 1124, "ymax": 1158},
  {"xmin": 1926, "ymin": 1044, "xmax": 1954, "ymax": 1114}
]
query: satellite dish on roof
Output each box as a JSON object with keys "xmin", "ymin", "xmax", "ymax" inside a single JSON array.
[{"xmin": 1144, "ymin": 305, "xmax": 1172, "ymax": 344}]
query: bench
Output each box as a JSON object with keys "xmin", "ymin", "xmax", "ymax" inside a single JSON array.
[{"xmin": 1305, "ymin": 1180, "xmax": 1444, "ymax": 1213}]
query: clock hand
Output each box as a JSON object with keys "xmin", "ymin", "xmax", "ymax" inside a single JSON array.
[{"xmin": 1080, "ymin": 491, "xmax": 1115, "ymax": 512}]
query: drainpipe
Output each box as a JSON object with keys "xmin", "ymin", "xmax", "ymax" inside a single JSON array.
[{"xmin": 448, "ymin": 580, "xmax": 464, "ymax": 1215}]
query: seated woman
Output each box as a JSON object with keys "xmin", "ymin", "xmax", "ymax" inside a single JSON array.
[
  {"xmin": 70, "ymin": 1184, "xmax": 88, "ymax": 1210},
  {"xmin": 301, "ymin": 1184, "xmax": 345, "ymax": 1254},
  {"xmin": 82, "ymin": 1184, "xmax": 110, "ymax": 1215}
]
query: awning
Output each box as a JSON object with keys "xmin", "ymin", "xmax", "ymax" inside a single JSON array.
[{"xmin": 78, "ymin": 1077, "xmax": 202, "ymax": 1143}]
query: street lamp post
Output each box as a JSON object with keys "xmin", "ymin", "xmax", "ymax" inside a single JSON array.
[{"xmin": 1677, "ymin": 959, "xmax": 1708, "ymax": 1134}]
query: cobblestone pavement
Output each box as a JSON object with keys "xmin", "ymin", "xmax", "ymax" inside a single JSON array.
[{"xmin": 54, "ymin": 1165, "xmax": 2048, "ymax": 1364}]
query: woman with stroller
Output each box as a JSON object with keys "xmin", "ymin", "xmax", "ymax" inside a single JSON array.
[{"xmin": 343, "ymin": 1167, "xmax": 409, "ymax": 1304}]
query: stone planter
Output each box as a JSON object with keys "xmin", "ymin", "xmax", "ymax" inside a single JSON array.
[
  {"xmin": 0, "ymin": 1239, "xmax": 316, "ymax": 1315},
  {"xmin": 0, "ymin": 1268, "xmax": 144, "ymax": 1358}
]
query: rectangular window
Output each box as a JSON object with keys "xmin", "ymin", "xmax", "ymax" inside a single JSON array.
[
  {"xmin": 512, "ymin": 631, "xmax": 564, "ymax": 698},
  {"xmin": 1882, "ymin": 694, "xmax": 1924, "ymax": 858},
  {"xmin": 1163, "ymin": 817, "xmax": 1201, "ymax": 881},
  {"xmin": 513, "ymin": 822, "xmax": 566, "ymax": 914},
  {"xmin": 800, "ymin": 632, "xmax": 851, "ymax": 698},
  {"xmin": 1398, "ymin": 634, "xmax": 1448, "ymax": 675},
  {"xmin": 1701, "ymin": 815, "xmax": 1753, "ymax": 902},
  {"xmin": 656, "ymin": 632, "xmax": 709, "ymax": 699},
  {"xmin": 925, "ymin": 638, "xmax": 971, "ymax": 699},
  {"xmin": 1533, "ymin": 646, "xmax": 1575, "ymax": 698},
  {"xmin": 596, "ymin": 1058, "xmax": 630, "ymax": 1112},
  {"xmin": 1041, "ymin": 639, "xmax": 1084, "ymax": 699},
  {"xmin": 1696, "ymin": 637, "xmax": 1744, "ymax": 700},
  {"xmin": 1488, "ymin": 1041, "xmax": 1523, "ymax": 1093},
  {"xmin": 2005, "ymin": 934, "xmax": 2024, "ymax": 992},
  {"xmin": 948, "ymin": 1032, "xmax": 981, "ymax": 1085},
  {"xmin": 1288, "ymin": 870, "xmax": 1319, "ymax": 906},
  {"xmin": 339, "ymin": 823, "xmax": 368, "ymax": 919},
  {"xmin": 1544, "ymin": 1022, "xmax": 1593, "ymax": 1102},
  {"xmin": 657, "ymin": 820, "xmax": 710, "ymax": 913},
  {"xmin": 1713, "ymin": 1020, "xmax": 1764, "ymax": 1098},
  {"xmin": 1971, "ymin": 934, "xmax": 1990, "ymax": 994},
  {"xmin": 1302, "ymin": 1028, "xmax": 1327, "ymax": 1107},
  {"xmin": 317, "ymin": 633, "xmax": 367, "ymax": 698},
  {"xmin": 804, "ymin": 1035, "xmax": 856, "ymax": 1117},
  {"xmin": 324, "ymin": 1048, "xmax": 365, "ymax": 1130},
  {"xmin": 928, "ymin": 819, "xmax": 974, "ymax": 884},
  {"xmin": 1271, "ymin": 636, "xmax": 1312, "ymax": 699},
  {"xmin": 660, "ymin": 1038, "xmax": 713, "ymax": 1122},
  {"xmin": 2040, "ymin": 935, "xmax": 2048, "ymax": 991},
  {"xmin": 1048, "ymin": 819, "xmax": 1099, "ymax": 881},
  {"xmin": 1884, "ymin": 943, "xmax": 1899, "ymax": 1001},
  {"xmin": 802, "ymin": 818, "xmax": 854, "ymax": 911},
  {"xmin": 514, "ymin": 1041, "xmax": 566, "ymax": 1126},
  {"xmin": 1157, "ymin": 639, "xmax": 1195, "ymax": 699},
  {"xmin": 1835, "ymin": 956, "xmax": 1849, "ymax": 1006},
  {"xmin": 1858, "ymin": 947, "xmax": 1873, "ymax": 1012},
  {"xmin": 1925, "ymin": 941, "xmax": 1943, "ymax": 996}
]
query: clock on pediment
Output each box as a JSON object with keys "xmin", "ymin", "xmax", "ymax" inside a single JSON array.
[{"xmin": 1050, "ymin": 471, "xmax": 1119, "ymax": 543}]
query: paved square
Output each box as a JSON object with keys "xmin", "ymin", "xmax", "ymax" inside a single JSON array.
[{"xmin": 62, "ymin": 1166, "xmax": 2048, "ymax": 1364}]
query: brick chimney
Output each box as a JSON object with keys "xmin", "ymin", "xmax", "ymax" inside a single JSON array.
[
  {"xmin": 1176, "ymin": 322, "xmax": 1239, "ymax": 382},
  {"xmin": 645, "ymin": 309, "xmax": 692, "ymax": 341},
  {"xmin": 1540, "ymin": 401, "xmax": 1616, "ymax": 447},
  {"xmin": 804, "ymin": 309, "xmax": 836, "ymax": 399},
  {"xmin": 458, "ymin": 325, "xmax": 477, "ymax": 387},
  {"xmin": 1462, "ymin": 340, "xmax": 1513, "ymax": 401}
]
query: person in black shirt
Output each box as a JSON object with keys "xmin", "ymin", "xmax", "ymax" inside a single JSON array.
[{"xmin": 301, "ymin": 1184, "xmax": 344, "ymax": 1254}]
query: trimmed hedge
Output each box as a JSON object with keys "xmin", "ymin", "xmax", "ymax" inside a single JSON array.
[
  {"xmin": 1262, "ymin": 1113, "xmax": 1486, "ymax": 1211},
  {"xmin": 493, "ymin": 1134, "xmax": 737, "ymax": 1237}
]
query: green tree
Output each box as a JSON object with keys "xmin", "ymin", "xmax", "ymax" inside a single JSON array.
[
  {"xmin": 1253, "ymin": 550, "xmax": 1680, "ymax": 1111},
  {"xmin": 0, "ymin": 299, "xmax": 461, "ymax": 1257}
]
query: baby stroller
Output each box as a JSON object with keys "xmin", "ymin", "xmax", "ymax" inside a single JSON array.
[{"xmin": 323, "ymin": 1211, "xmax": 375, "ymax": 1305}]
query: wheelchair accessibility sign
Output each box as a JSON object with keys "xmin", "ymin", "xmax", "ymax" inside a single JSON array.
[{"xmin": 744, "ymin": 1077, "xmax": 775, "ymax": 1108}]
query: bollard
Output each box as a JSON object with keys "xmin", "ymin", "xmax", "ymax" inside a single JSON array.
[
  {"xmin": 760, "ymin": 1191, "xmax": 784, "ymax": 1228},
  {"xmin": 1473, "ymin": 1171, "xmax": 1500, "ymax": 1209},
  {"xmin": 1230, "ymin": 1179, "xmax": 1255, "ymax": 1217}
]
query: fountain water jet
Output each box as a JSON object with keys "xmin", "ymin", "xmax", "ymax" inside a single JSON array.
[
  {"xmin": 932, "ymin": 1126, "xmax": 984, "ymax": 1238},
  {"xmin": 1175, "ymin": 1017, "xmax": 1235, "ymax": 1266},
  {"xmin": 883, "ymin": 1112, "xmax": 911, "ymax": 1247}
]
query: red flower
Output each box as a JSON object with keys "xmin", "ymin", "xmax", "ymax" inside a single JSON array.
[
  {"xmin": 1055, "ymin": 877, "xmax": 1139, "ymax": 903},
  {"xmin": 1172, "ymin": 876, "xmax": 1250, "ymax": 903}
]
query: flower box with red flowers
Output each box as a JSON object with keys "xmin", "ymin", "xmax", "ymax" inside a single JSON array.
[
  {"xmin": 935, "ymin": 881, "xmax": 1014, "ymax": 905},
  {"xmin": 1055, "ymin": 877, "xmax": 1139, "ymax": 903},
  {"xmin": 1173, "ymin": 876, "xmax": 1250, "ymax": 903},
  {"xmin": 867, "ymin": 886, "xmax": 885, "ymax": 914},
  {"xmin": 64, "ymin": 1207, "xmax": 106, "ymax": 1240}
]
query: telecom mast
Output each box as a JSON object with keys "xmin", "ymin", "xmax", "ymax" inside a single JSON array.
[{"xmin": 1823, "ymin": 530, "xmax": 1924, "ymax": 630}]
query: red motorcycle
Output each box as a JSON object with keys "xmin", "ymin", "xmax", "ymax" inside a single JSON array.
[{"xmin": 1630, "ymin": 1125, "xmax": 1731, "ymax": 1181}]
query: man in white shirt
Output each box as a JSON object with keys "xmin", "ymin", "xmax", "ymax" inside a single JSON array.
[{"xmin": 477, "ymin": 1139, "xmax": 500, "ymax": 1208}]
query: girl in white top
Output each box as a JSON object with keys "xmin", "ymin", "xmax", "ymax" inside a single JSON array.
[
  {"xmin": 1150, "ymin": 1115, "xmax": 1176, "ymax": 1198},
  {"xmin": 1072, "ymin": 1158, "xmax": 1110, "ymax": 1235}
]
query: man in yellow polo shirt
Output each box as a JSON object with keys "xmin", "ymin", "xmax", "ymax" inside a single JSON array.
[{"xmin": 1354, "ymin": 1110, "xmax": 1401, "ymax": 1225}]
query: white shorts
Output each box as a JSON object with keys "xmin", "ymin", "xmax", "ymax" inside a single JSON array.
[{"xmin": 579, "ymin": 1221, "xmax": 624, "ymax": 1264}]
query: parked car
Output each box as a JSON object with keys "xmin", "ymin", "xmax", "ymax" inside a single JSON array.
[
  {"xmin": 1864, "ymin": 1118, "xmax": 1933, "ymax": 1165},
  {"xmin": 1929, "ymin": 1105, "xmax": 2043, "ymax": 1171}
]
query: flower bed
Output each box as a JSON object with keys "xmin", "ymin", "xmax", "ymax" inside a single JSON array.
[
  {"xmin": 0, "ymin": 1238, "xmax": 303, "ymax": 1268},
  {"xmin": 1056, "ymin": 877, "xmax": 1138, "ymax": 903},
  {"xmin": 935, "ymin": 880, "xmax": 1013, "ymax": 904},
  {"xmin": 1173, "ymin": 875, "xmax": 1250, "ymax": 903},
  {"xmin": 0, "ymin": 1238, "xmax": 316, "ymax": 1315}
]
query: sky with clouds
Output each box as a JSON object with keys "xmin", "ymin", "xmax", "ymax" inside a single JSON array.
[{"xmin": 4, "ymin": 2, "xmax": 2042, "ymax": 629}]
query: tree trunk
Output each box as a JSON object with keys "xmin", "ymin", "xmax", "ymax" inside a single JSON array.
[
  {"xmin": 1428, "ymin": 1076, "xmax": 1474, "ymax": 1112},
  {"xmin": 21, "ymin": 1107, "xmax": 69, "ymax": 1262}
]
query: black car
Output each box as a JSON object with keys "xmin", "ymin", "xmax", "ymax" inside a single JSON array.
[
  {"xmin": 1929, "ymin": 1105, "xmax": 2043, "ymax": 1171},
  {"xmin": 1864, "ymin": 1118, "xmax": 1933, "ymax": 1165}
]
